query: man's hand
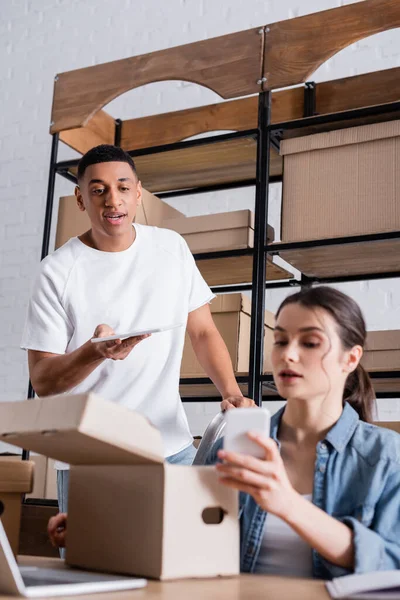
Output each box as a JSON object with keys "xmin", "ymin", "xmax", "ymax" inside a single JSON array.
[
  {"xmin": 220, "ymin": 396, "xmax": 256, "ymax": 411},
  {"xmin": 91, "ymin": 324, "xmax": 150, "ymax": 360},
  {"xmin": 48, "ymin": 512, "xmax": 67, "ymax": 548}
]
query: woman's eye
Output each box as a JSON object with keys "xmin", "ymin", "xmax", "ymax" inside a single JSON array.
[
  {"xmin": 273, "ymin": 340, "xmax": 287, "ymax": 346},
  {"xmin": 303, "ymin": 341, "xmax": 320, "ymax": 348}
]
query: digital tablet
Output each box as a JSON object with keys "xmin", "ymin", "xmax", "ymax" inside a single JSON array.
[{"xmin": 91, "ymin": 323, "xmax": 184, "ymax": 344}]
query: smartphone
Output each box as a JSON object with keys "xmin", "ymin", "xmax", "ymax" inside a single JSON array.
[
  {"xmin": 223, "ymin": 407, "xmax": 271, "ymax": 458},
  {"xmin": 91, "ymin": 322, "xmax": 184, "ymax": 344}
]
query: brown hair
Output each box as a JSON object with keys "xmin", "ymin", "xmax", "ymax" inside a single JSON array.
[{"xmin": 276, "ymin": 286, "xmax": 376, "ymax": 423}]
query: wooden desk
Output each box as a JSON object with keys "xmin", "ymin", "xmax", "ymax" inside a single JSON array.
[{"xmin": 2, "ymin": 556, "xmax": 330, "ymax": 600}]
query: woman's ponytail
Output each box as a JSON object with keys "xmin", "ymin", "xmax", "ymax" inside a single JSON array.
[{"xmin": 343, "ymin": 364, "xmax": 376, "ymax": 423}]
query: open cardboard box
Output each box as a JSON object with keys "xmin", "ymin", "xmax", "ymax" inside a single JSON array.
[{"xmin": 0, "ymin": 394, "xmax": 239, "ymax": 580}]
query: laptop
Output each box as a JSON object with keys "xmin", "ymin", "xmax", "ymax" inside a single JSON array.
[{"xmin": 0, "ymin": 521, "xmax": 147, "ymax": 597}]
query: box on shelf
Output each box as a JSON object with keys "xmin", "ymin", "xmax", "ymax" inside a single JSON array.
[
  {"xmin": 0, "ymin": 394, "xmax": 239, "ymax": 580},
  {"xmin": 181, "ymin": 293, "xmax": 275, "ymax": 378},
  {"xmin": 0, "ymin": 455, "xmax": 58, "ymax": 501},
  {"xmin": 280, "ymin": 120, "xmax": 400, "ymax": 243},
  {"xmin": 0, "ymin": 454, "xmax": 46, "ymax": 499},
  {"xmin": 375, "ymin": 422, "xmax": 400, "ymax": 434},
  {"xmin": 55, "ymin": 189, "xmax": 184, "ymax": 249},
  {"xmin": 0, "ymin": 459, "xmax": 34, "ymax": 555},
  {"xmin": 361, "ymin": 330, "xmax": 400, "ymax": 371},
  {"xmin": 163, "ymin": 209, "xmax": 274, "ymax": 254}
]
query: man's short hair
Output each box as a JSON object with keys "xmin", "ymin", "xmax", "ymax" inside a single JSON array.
[{"xmin": 77, "ymin": 144, "xmax": 138, "ymax": 181}]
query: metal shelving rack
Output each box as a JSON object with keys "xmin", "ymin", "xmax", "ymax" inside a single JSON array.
[{"xmin": 31, "ymin": 0, "xmax": 400, "ymax": 411}]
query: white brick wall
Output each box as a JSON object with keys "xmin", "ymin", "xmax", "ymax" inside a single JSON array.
[{"xmin": 1, "ymin": 0, "xmax": 400, "ymax": 441}]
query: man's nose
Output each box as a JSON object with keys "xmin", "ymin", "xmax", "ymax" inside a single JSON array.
[{"xmin": 105, "ymin": 188, "xmax": 122, "ymax": 207}]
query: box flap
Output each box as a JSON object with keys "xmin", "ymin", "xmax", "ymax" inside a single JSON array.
[
  {"xmin": 281, "ymin": 120, "xmax": 400, "ymax": 157},
  {"xmin": 365, "ymin": 330, "xmax": 400, "ymax": 351},
  {"xmin": 0, "ymin": 394, "xmax": 164, "ymax": 466},
  {"xmin": 141, "ymin": 188, "xmax": 183, "ymax": 224}
]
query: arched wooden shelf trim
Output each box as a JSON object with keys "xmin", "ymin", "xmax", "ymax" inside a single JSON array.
[{"xmin": 262, "ymin": 0, "xmax": 400, "ymax": 90}]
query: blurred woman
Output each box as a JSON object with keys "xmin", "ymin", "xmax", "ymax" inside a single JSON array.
[{"xmin": 213, "ymin": 286, "xmax": 400, "ymax": 579}]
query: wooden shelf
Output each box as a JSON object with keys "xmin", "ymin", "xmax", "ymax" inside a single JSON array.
[
  {"xmin": 180, "ymin": 377, "xmax": 400, "ymax": 399},
  {"xmin": 180, "ymin": 381, "xmax": 278, "ymax": 399},
  {"xmin": 197, "ymin": 255, "xmax": 292, "ymax": 287},
  {"xmin": 277, "ymin": 239, "xmax": 400, "ymax": 279},
  {"xmin": 67, "ymin": 135, "xmax": 282, "ymax": 194}
]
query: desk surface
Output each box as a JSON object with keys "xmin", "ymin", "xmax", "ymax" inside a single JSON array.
[{"xmin": 1, "ymin": 556, "xmax": 331, "ymax": 600}]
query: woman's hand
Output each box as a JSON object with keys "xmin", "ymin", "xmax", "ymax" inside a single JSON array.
[
  {"xmin": 216, "ymin": 433, "xmax": 299, "ymax": 521},
  {"xmin": 48, "ymin": 512, "xmax": 67, "ymax": 548}
]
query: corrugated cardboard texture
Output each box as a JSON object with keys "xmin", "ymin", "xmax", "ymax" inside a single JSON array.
[
  {"xmin": 281, "ymin": 120, "xmax": 400, "ymax": 242},
  {"xmin": 361, "ymin": 330, "xmax": 400, "ymax": 371},
  {"xmin": 55, "ymin": 188, "xmax": 183, "ymax": 249},
  {"xmin": 181, "ymin": 293, "xmax": 275, "ymax": 376},
  {"xmin": 0, "ymin": 394, "xmax": 164, "ymax": 466},
  {"xmin": 161, "ymin": 465, "xmax": 239, "ymax": 579},
  {"xmin": 163, "ymin": 210, "xmax": 274, "ymax": 254},
  {"xmin": 67, "ymin": 464, "xmax": 239, "ymax": 580},
  {"xmin": 67, "ymin": 465, "xmax": 164, "ymax": 579}
]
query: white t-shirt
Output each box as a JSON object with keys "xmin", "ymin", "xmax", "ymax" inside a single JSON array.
[
  {"xmin": 254, "ymin": 494, "xmax": 314, "ymax": 578},
  {"xmin": 21, "ymin": 224, "xmax": 214, "ymax": 465}
]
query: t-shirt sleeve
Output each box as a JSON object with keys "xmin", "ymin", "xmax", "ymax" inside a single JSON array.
[
  {"xmin": 20, "ymin": 259, "xmax": 73, "ymax": 355},
  {"xmin": 183, "ymin": 240, "xmax": 216, "ymax": 313}
]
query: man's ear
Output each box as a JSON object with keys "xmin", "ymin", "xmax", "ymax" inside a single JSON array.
[
  {"xmin": 343, "ymin": 345, "xmax": 363, "ymax": 375},
  {"xmin": 136, "ymin": 180, "xmax": 143, "ymax": 206},
  {"xmin": 75, "ymin": 185, "xmax": 85, "ymax": 212}
]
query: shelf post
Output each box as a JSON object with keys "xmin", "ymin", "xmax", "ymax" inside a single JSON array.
[
  {"xmin": 248, "ymin": 92, "xmax": 272, "ymax": 405},
  {"xmin": 41, "ymin": 133, "xmax": 59, "ymax": 260},
  {"xmin": 23, "ymin": 133, "xmax": 60, "ymax": 463}
]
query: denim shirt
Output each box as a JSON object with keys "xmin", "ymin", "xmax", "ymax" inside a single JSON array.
[{"xmin": 207, "ymin": 403, "xmax": 400, "ymax": 579}]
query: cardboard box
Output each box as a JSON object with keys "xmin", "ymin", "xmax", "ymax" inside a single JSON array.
[
  {"xmin": 374, "ymin": 422, "xmax": 400, "ymax": 434},
  {"xmin": 45, "ymin": 459, "xmax": 57, "ymax": 500},
  {"xmin": 19, "ymin": 503, "xmax": 60, "ymax": 558},
  {"xmin": 0, "ymin": 394, "xmax": 239, "ymax": 580},
  {"xmin": 281, "ymin": 120, "xmax": 400, "ymax": 242},
  {"xmin": 55, "ymin": 188, "xmax": 184, "ymax": 249},
  {"xmin": 0, "ymin": 454, "xmax": 46, "ymax": 499},
  {"xmin": 361, "ymin": 330, "xmax": 400, "ymax": 371},
  {"xmin": 181, "ymin": 293, "xmax": 275, "ymax": 377},
  {"xmin": 0, "ymin": 455, "xmax": 60, "ymax": 501},
  {"xmin": 0, "ymin": 460, "xmax": 34, "ymax": 555},
  {"xmin": 163, "ymin": 210, "xmax": 274, "ymax": 254}
]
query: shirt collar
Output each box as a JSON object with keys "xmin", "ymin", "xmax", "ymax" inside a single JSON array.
[
  {"xmin": 325, "ymin": 402, "xmax": 360, "ymax": 452},
  {"xmin": 270, "ymin": 402, "xmax": 359, "ymax": 453}
]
